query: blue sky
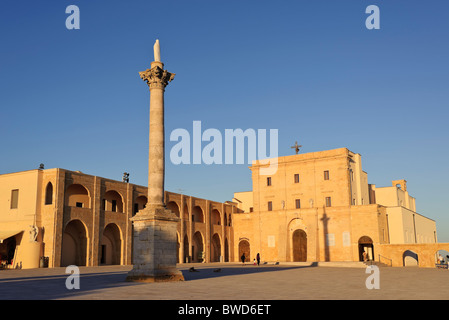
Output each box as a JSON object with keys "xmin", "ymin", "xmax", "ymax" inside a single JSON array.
[{"xmin": 1, "ymin": 1, "xmax": 448, "ymax": 241}]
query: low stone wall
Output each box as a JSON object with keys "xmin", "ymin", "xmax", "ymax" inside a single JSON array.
[{"xmin": 376, "ymin": 243, "xmax": 449, "ymax": 268}]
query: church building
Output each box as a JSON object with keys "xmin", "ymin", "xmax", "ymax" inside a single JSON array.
[{"xmin": 231, "ymin": 147, "xmax": 440, "ymax": 266}]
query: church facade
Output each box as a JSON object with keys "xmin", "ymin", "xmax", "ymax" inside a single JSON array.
[{"xmin": 231, "ymin": 148, "xmax": 441, "ymax": 266}]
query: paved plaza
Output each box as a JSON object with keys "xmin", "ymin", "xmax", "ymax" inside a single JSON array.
[{"xmin": 0, "ymin": 262, "xmax": 448, "ymax": 300}]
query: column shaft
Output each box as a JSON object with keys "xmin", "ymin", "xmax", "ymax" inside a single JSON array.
[{"xmin": 148, "ymin": 86, "xmax": 165, "ymax": 207}]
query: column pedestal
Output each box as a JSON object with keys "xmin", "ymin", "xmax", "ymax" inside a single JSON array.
[{"xmin": 126, "ymin": 206, "xmax": 184, "ymax": 282}]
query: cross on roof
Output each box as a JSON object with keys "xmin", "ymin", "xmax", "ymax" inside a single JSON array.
[{"xmin": 291, "ymin": 141, "xmax": 302, "ymax": 155}]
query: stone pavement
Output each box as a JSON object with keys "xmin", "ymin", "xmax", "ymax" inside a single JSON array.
[{"xmin": 0, "ymin": 262, "xmax": 448, "ymax": 300}]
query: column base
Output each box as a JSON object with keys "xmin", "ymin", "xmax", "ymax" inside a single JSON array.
[
  {"xmin": 126, "ymin": 269, "xmax": 184, "ymax": 283},
  {"xmin": 126, "ymin": 206, "xmax": 184, "ymax": 283}
]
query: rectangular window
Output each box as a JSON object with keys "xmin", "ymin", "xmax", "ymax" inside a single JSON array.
[
  {"xmin": 325, "ymin": 197, "xmax": 332, "ymax": 207},
  {"xmin": 134, "ymin": 203, "xmax": 139, "ymax": 215},
  {"xmin": 267, "ymin": 177, "xmax": 272, "ymax": 186},
  {"xmin": 249, "ymin": 207, "xmax": 253, "ymax": 212},
  {"xmin": 342, "ymin": 232, "xmax": 351, "ymax": 247},
  {"xmin": 294, "ymin": 174, "xmax": 300, "ymax": 183},
  {"xmin": 326, "ymin": 234, "xmax": 335, "ymax": 246},
  {"xmin": 10, "ymin": 189, "xmax": 19, "ymax": 209},
  {"xmin": 112, "ymin": 200, "xmax": 117, "ymax": 212},
  {"xmin": 268, "ymin": 201, "xmax": 272, "ymax": 211},
  {"xmin": 268, "ymin": 235, "xmax": 275, "ymax": 248},
  {"xmin": 324, "ymin": 170, "xmax": 330, "ymax": 180},
  {"xmin": 76, "ymin": 202, "xmax": 83, "ymax": 208},
  {"xmin": 295, "ymin": 199, "xmax": 301, "ymax": 209}
]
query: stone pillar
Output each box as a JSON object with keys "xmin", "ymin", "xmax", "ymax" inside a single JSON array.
[
  {"xmin": 221, "ymin": 203, "xmax": 225, "ymax": 261},
  {"xmin": 126, "ymin": 45, "xmax": 184, "ymax": 282},
  {"xmin": 205, "ymin": 200, "xmax": 210, "ymax": 263},
  {"xmin": 145, "ymin": 60, "xmax": 172, "ymax": 209},
  {"xmin": 180, "ymin": 194, "xmax": 185, "ymax": 264},
  {"xmin": 125, "ymin": 182, "xmax": 133, "ymax": 265},
  {"xmin": 91, "ymin": 176, "xmax": 101, "ymax": 266},
  {"xmin": 188, "ymin": 197, "xmax": 193, "ymax": 262}
]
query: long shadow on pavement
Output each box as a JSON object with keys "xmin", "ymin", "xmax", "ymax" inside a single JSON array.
[
  {"xmin": 0, "ymin": 263, "xmax": 318, "ymax": 300},
  {"xmin": 180, "ymin": 263, "xmax": 318, "ymax": 281},
  {"xmin": 0, "ymin": 270, "xmax": 137, "ymax": 300}
]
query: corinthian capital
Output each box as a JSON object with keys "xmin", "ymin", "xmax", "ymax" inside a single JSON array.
[{"xmin": 139, "ymin": 65, "xmax": 175, "ymax": 90}]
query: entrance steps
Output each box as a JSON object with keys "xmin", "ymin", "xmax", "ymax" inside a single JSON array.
[{"xmin": 364, "ymin": 260, "xmax": 391, "ymax": 267}]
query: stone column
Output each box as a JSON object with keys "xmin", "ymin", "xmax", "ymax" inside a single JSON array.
[
  {"xmin": 221, "ymin": 203, "xmax": 225, "ymax": 262},
  {"xmin": 126, "ymin": 43, "xmax": 184, "ymax": 282},
  {"xmin": 180, "ymin": 194, "xmax": 185, "ymax": 263}
]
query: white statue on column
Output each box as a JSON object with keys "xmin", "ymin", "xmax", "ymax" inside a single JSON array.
[{"xmin": 154, "ymin": 39, "xmax": 161, "ymax": 62}]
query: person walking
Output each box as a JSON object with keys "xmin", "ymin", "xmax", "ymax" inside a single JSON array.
[
  {"xmin": 256, "ymin": 253, "xmax": 260, "ymax": 266},
  {"xmin": 241, "ymin": 253, "xmax": 246, "ymax": 265}
]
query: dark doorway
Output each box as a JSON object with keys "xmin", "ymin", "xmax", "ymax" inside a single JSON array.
[
  {"xmin": 292, "ymin": 229, "xmax": 307, "ymax": 262},
  {"xmin": 100, "ymin": 245, "xmax": 106, "ymax": 264},
  {"xmin": 61, "ymin": 220, "xmax": 88, "ymax": 267},
  {"xmin": 239, "ymin": 240, "xmax": 250, "ymax": 263},
  {"xmin": 358, "ymin": 236, "xmax": 374, "ymax": 261},
  {"xmin": 183, "ymin": 234, "xmax": 189, "ymax": 263}
]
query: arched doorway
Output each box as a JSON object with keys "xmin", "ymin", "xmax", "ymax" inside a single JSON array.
[
  {"xmin": 0, "ymin": 237, "xmax": 17, "ymax": 266},
  {"xmin": 100, "ymin": 223, "xmax": 122, "ymax": 265},
  {"xmin": 211, "ymin": 233, "xmax": 221, "ymax": 262},
  {"xmin": 62, "ymin": 220, "xmax": 88, "ymax": 267},
  {"xmin": 292, "ymin": 229, "xmax": 307, "ymax": 262},
  {"xmin": 192, "ymin": 231, "xmax": 204, "ymax": 262},
  {"xmin": 436, "ymin": 250, "xmax": 449, "ymax": 265},
  {"xmin": 238, "ymin": 239, "xmax": 250, "ymax": 263},
  {"xmin": 403, "ymin": 250, "xmax": 419, "ymax": 267},
  {"xmin": 358, "ymin": 236, "xmax": 374, "ymax": 261}
]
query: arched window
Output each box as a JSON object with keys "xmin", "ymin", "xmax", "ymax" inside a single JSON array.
[
  {"xmin": 166, "ymin": 201, "xmax": 180, "ymax": 218},
  {"xmin": 192, "ymin": 206, "xmax": 204, "ymax": 223},
  {"xmin": 211, "ymin": 209, "xmax": 221, "ymax": 225},
  {"xmin": 65, "ymin": 184, "xmax": 90, "ymax": 208},
  {"xmin": 45, "ymin": 182, "xmax": 53, "ymax": 205},
  {"xmin": 103, "ymin": 190, "xmax": 124, "ymax": 213}
]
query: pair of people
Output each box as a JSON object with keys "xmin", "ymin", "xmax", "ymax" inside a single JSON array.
[{"xmin": 241, "ymin": 253, "xmax": 261, "ymax": 266}]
